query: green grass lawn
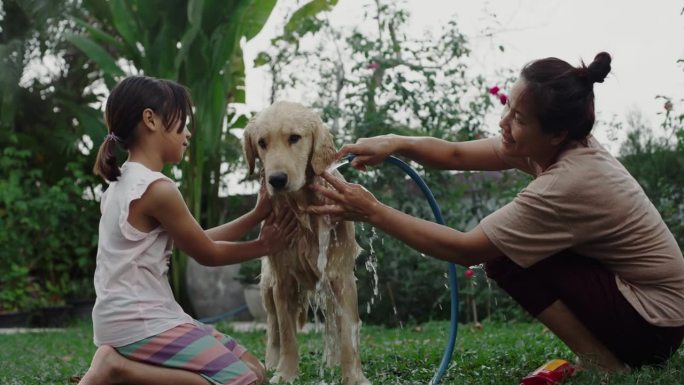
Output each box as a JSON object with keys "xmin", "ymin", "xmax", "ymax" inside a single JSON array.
[{"xmin": 0, "ymin": 320, "xmax": 682, "ymax": 384}]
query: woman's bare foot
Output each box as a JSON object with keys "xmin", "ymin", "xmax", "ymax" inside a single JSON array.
[{"xmin": 78, "ymin": 345, "xmax": 125, "ymax": 385}]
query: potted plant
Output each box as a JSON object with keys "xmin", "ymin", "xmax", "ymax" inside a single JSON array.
[{"xmin": 236, "ymin": 259, "xmax": 266, "ymax": 322}]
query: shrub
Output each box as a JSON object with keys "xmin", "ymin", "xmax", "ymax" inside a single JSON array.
[{"xmin": 0, "ymin": 142, "xmax": 98, "ymax": 312}]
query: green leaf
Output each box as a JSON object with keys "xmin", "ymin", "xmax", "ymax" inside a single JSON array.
[
  {"xmin": 187, "ymin": 0, "xmax": 205, "ymax": 27},
  {"xmin": 71, "ymin": 17, "xmax": 125, "ymax": 52},
  {"xmin": 209, "ymin": 21, "xmax": 240, "ymax": 72},
  {"xmin": 253, "ymin": 51, "xmax": 271, "ymax": 67},
  {"xmin": 148, "ymin": 21, "xmax": 177, "ymax": 78},
  {"xmin": 184, "ymin": 33, "xmax": 211, "ymax": 83},
  {"xmin": 66, "ymin": 34, "xmax": 125, "ymax": 76},
  {"xmin": 231, "ymin": 114, "xmax": 249, "ymax": 129},
  {"xmin": 175, "ymin": 26, "xmax": 201, "ymax": 71},
  {"xmin": 229, "ymin": 48, "xmax": 246, "ymax": 103},
  {"xmin": 61, "ymin": 101, "xmax": 106, "ymax": 145},
  {"xmin": 241, "ymin": 0, "xmax": 278, "ymax": 41},
  {"xmin": 109, "ymin": 0, "xmax": 142, "ymax": 59},
  {"xmin": 283, "ymin": 0, "xmax": 338, "ymax": 37}
]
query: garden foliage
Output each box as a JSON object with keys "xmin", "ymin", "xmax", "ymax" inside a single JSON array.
[
  {"xmin": 254, "ymin": 0, "xmax": 531, "ymax": 325},
  {"xmin": 1, "ymin": 0, "xmax": 682, "ymax": 326},
  {"xmin": 254, "ymin": 0, "xmax": 684, "ymax": 326},
  {"xmin": 0, "ymin": 139, "xmax": 98, "ymax": 312}
]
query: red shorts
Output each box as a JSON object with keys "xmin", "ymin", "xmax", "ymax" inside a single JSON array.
[{"xmin": 485, "ymin": 250, "xmax": 684, "ymax": 368}]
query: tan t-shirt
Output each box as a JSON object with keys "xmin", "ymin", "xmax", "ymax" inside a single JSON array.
[{"xmin": 480, "ymin": 136, "xmax": 684, "ymax": 327}]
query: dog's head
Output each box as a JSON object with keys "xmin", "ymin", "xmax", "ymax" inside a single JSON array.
[{"xmin": 243, "ymin": 101, "xmax": 336, "ymax": 195}]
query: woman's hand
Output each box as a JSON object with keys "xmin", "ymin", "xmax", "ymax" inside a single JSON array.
[
  {"xmin": 253, "ymin": 184, "xmax": 272, "ymax": 220},
  {"xmin": 337, "ymin": 135, "xmax": 399, "ymax": 171},
  {"xmin": 258, "ymin": 208, "xmax": 297, "ymax": 254},
  {"xmin": 307, "ymin": 171, "xmax": 382, "ymax": 223}
]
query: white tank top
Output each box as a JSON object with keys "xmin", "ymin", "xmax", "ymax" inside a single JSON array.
[{"xmin": 92, "ymin": 161, "xmax": 194, "ymax": 347}]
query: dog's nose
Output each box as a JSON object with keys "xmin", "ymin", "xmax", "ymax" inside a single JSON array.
[{"xmin": 268, "ymin": 172, "xmax": 288, "ymax": 190}]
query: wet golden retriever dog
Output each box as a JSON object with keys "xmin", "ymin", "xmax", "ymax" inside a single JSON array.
[{"xmin": 243, "ymin": 101, "xmax": 370, "ymax": 385}]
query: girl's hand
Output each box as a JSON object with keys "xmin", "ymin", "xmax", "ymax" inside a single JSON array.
[
  {"xmin": 306, "ymin": 171, "xmax": 381, "ymax": 222},
  {"xmin": 253, "ymin": 184, "xmax": 272, "ymax": 220},
  {"xmin": 336, "ymin": 135, "xmax": 398, "ymax": 171},
  {"xmin": 259, "ymin": 208, "xmax": 297, "ymax": 254}
]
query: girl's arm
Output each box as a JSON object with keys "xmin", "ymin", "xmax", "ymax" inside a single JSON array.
[
  {"xmin": 337, "ymin": 134, "xmax": 510, "ymax": 172},
  {"xmin": 140, "ymin": 180, "xmax": 296, "ymax": 266},
  {"xmin": 307, "ymin": 172, "xmax": 502, "ymax": 266},
  {"xmin": 205, "ymin": 210, "xmax": 263, "ymax": 242},
  {"xmin": 205, "ymin": 186, "xmax": 271, "ymax": 242}
]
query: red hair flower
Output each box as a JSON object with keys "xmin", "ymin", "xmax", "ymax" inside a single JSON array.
[
  {"xmin": 464, "ymin": 269, "xmax": 474, "ymax": 279},
  {"xmin": 488, "ymin": 85, "xmax": 507, "ymax": 105},
  {"xmin": 498, "ymin": 93, "xmax": 508, "ymax": 105}
]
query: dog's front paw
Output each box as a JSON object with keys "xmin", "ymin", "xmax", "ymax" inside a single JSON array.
[
  {"xmin": 269, "ymin": 370, "xmax": 297, "ymax": 384},
  {"xmin": 343, "ymin": 373, "xmax": 372, "ymax": 385}
]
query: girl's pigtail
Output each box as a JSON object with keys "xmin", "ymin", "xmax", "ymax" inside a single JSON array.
[{"xmin": 93, "ymin": 137, "xmax": 121, "ymax": 182}]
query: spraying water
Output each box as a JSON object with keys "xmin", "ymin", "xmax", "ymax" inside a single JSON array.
[
  {"xmin": 327, "ymin": 159, "xmax": 349, "ymax": 172},
  {"xmin": 317, "ymin": 215, "xmax": 332, "ymax": 275}
]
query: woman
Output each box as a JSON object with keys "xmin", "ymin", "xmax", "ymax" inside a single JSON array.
[{"xmin": 307, "ymin": 52, "xmax": 684, "ymax": 371}]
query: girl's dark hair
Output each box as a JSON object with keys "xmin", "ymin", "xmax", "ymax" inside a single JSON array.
[
  {"xmin": 93, "ymin": 76, "xmax": 194, "ymax": 182},
  {"xmin": 520, "ymin": 52, "xmax": 611, "ymax": 142}
]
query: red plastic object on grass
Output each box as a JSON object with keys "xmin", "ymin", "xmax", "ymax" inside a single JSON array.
[{"xmin": 519, "ymin": 359, "xmax": 576, "ymax": 385}]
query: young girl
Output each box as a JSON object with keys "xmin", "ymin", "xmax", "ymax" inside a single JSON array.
[{"xmin": 78, "ymin": 76, "xmax": 296, "ymax": 385}]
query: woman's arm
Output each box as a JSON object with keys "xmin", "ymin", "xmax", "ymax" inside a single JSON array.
[
  {"xmin": 337, "ymin": 134, "xmax": 510, "ymax": 171},
  {"xmin": 370, "ymin": 203, "xmax": 501, "ymax": 265},
  {"xmin": 307, "ymin": 172, "xmax": 503, "ymax": 265},
  {"xmin": 140, "ymin": 180, "xmax": 296, "ymax": 266}
]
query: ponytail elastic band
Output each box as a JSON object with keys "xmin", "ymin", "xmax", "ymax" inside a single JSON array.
[{"xmin": 104, "ymin": 133, "xmax": 122, "ymax": 143}]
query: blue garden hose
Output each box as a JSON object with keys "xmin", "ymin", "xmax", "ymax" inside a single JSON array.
[
  {"xmin": 198, "ymin": 304, "xmax": 249, "ymax": 324},
  {"xmin": 340, "ymin": 155, "xmax": 458, "ymax": 385},
  {"xmin": 200, "ymin": 156, "xmax": 459, "ymax": 383}
]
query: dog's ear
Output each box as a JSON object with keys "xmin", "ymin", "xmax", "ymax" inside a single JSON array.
[
  {"xmin": 243, "ymin": 117, "xmax": 258, "ymax": 175},
  {"xmin": 310, "ymin": 115, "xmax": 336, "ymax": 175}
]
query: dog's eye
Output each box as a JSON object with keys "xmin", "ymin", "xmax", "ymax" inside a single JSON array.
[
  {"xmin": 258, "ymin": 138, "xmax": 267, "ymax": 149},
  {"xmin": 288, "ymin": 134, "xmax": 301, "ymax": 144}
]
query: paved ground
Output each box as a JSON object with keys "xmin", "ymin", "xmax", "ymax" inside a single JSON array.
[{"xmin": 228, "ymin": 321, "xmax": 324, "ymax": 333}]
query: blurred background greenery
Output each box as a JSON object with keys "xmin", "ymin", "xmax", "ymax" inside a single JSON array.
[{"xmin": 0, "ymin": 0, "xmax": 682, "ymax": 328}]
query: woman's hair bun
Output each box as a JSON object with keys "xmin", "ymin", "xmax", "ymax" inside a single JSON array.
[{"xmin": 587, "ymin": 51, "xmax": 611, "ymax": 84}]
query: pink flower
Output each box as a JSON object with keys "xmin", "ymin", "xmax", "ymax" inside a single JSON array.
[
  {"xmin": 499, "ymin": 93, "xmax": 508, "ymax": 105},
  {"xmin": 488, "ymin": 86, "xmax": 500, "ymax": 95},
  {"xmin": 367, "ymin": 63, "xmax": 379, "ymax": 70},
  {"xmin": 464, "ymin": 269, "xmax": 474, "ymax": 279}
]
